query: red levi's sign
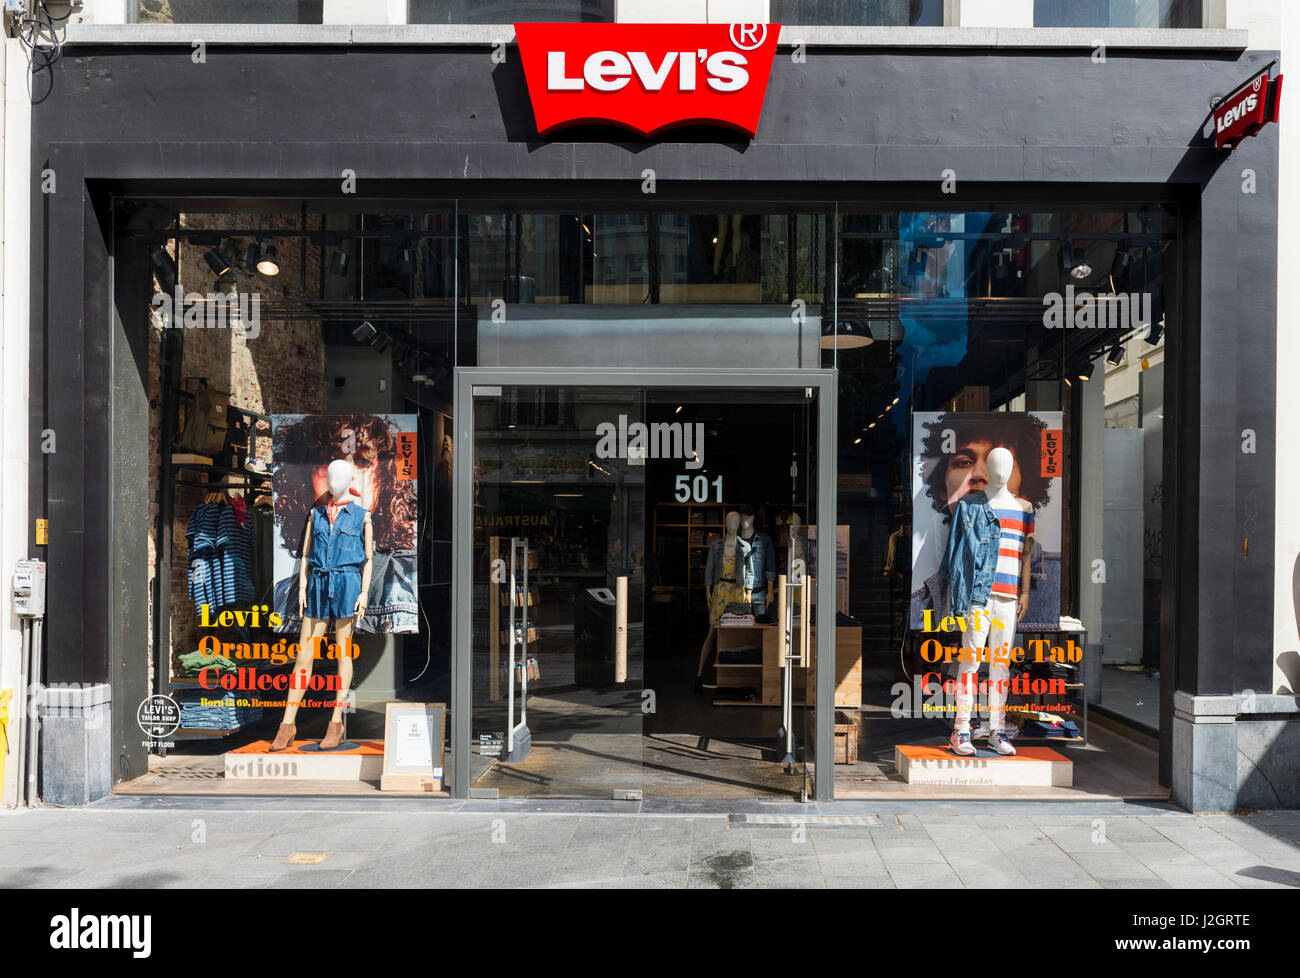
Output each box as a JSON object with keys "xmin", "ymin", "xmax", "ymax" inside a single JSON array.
[
  {"xmin": 514, "ymin": 22, "xmax": 781, "ymax": 138},
  {"xmin": 1213, "ymin": 69, "xmax": 1284, "ymax": 150}
]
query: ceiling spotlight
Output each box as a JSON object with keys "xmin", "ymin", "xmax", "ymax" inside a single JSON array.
[
  {"xmin": 204, "ymin": 248, "xmax": 231, "ymax": 278},
  {"xmin": 352, "ymin": 321, "xmax": 377, "ymax": 344},
  {"xmin": 853, "ymin": 437, "xmax": 862, "ymax": 445},
  {"xmin": 150, "ymin": 246, "xmax": 177, "ymax": 289},
  {"xmin": 1106, "ymin": 342, "xmax": 1126, "ymax": 366},
  {"xmin": 820, "ymin": 321, "xmax": 874, "ymax": 350},
  {"xmin": 256, "ymin": 241, "xmax": 280, "ymax": 277},
  {"xmin": 245, "ymin": 242, "xmax": 260, "ymax": 271},
  {"xmin": 1145, "ymin": 315, "xmax": 1166, "ymax": 347},
  {"xmin": 1061, "ymin": 240, "xmax": 1093, "ymax": 281},
  {"xmin": 1077, "ymin": 361, "xmax": 1096, "ymax": 382},
  {"xmin": 1063, "ymin": 374, "xmax": 1073, "ymax": 389},
  {"xmin": 331, "ymin": 248, "xmax": 350, "ymax": 277}
]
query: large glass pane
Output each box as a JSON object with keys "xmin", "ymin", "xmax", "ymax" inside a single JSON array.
[
  {"xmin": 1034, "ymin": 0, "xmax": 1202, "ymax": 28},
  {"xmin": 469, "ymin": 386, "xmax": 645, "ymax": 798},
  {"xmin": 833, "ymin": 207, "xmax": 1175, "ymax": 799}
]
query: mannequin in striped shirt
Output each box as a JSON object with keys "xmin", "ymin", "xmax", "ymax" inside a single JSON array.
[{"xmin": 949, "ymin": 446, "xmax": 1034, "ymax": 757}]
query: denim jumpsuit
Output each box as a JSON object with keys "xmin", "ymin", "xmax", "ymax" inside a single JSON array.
[{"xmin": 305, "ymin": 502, "xmax": 368, "ymax": 621}]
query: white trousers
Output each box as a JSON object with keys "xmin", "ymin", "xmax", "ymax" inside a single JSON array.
[{"xmin": 954, "ymin": 594, "xmax": 1017, "ymax": 734}]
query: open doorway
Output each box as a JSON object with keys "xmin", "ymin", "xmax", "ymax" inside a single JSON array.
[{"xmin": 464, "ymin": 378, "xmax": 835, "ymax": 800}]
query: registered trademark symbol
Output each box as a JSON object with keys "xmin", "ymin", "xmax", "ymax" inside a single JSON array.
[{"xmin": 730, "ymin": 23, "xmax": 767, "ymax": 50}]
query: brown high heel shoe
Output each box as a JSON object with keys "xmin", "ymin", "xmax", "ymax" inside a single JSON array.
[
  {"xmin": 269, "ymin": 723, "xmax": 296, "ymax": 752},
  {"xmin": 319, "ymin": 721, "xmax": 345, "ymax": 751}
]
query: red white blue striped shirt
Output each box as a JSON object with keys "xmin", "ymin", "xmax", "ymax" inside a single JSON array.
[{"xmin": 990, "ymin": 499, "xmax": 1034, "ymax": 599}]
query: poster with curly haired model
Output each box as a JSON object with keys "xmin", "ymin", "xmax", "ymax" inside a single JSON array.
[
  {"xmin": 910, "ymin": 411, "xmax": 1063, "ymax": 632},
  {"xmin": 271, "ymin": 414, "xmax": 420, "ymax": 634}
]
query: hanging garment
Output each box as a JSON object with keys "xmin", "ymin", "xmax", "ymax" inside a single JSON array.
[{"xmin": 186, "ymin": 502, "xmax": 256, "ymax": 612}]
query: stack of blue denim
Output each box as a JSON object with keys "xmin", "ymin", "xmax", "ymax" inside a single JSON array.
[{"xmin": 174, "ymin": 688, "xmax": 263, "ymax": 731}]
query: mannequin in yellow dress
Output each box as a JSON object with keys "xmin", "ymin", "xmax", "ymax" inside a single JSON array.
[{"xmin": 695, "ymin": 511, "xmax": 750, "ymax": 688}]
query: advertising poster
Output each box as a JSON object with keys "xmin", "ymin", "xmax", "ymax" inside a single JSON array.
[
  {"xmin": 271, "ymin": 413, "xmax": 420, "ymax": 634},
  {"xmin": 909, "ymin": 411, "xmax": 1063, "ymax": 632}
]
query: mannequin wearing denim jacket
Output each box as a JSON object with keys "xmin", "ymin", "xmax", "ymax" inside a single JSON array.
[
  {"xmin": 271, "ymin": 459, "xmax": 373, "ymax": 754},
  {"xmin": 940, "ymin": 490, "xmax": 1000, "ymax": 616}
]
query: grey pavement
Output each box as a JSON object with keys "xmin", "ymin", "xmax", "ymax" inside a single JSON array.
[{"xmin": 0, "ymin": 798, "xmax": 1297, "ymax": 889}]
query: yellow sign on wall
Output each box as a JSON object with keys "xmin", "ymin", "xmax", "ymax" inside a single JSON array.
[{"xmin": 35, "ymin": 519, "xmax": 48, "ymax": 546}]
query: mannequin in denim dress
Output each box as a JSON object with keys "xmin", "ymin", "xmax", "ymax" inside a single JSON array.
[{"xmin": 271, "ymin": 459, "xmax": 373, "ymax": 752}]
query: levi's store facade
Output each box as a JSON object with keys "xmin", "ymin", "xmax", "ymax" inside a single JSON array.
[{"xmin": 27, "ymin": 21, "xmax": 1288, "ymax": 812}]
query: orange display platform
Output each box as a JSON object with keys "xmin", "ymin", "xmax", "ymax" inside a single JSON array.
[
  {"xmin": 229, "ymin": 739, "xmax": 383, "ymax": 756},
  {"xmin": 894, "ymin": 743, "xmax": 1073, "ymax": 787},
  {"xmin": 225, "ymin": 739, "xmax": 385, "ymax": 781}
]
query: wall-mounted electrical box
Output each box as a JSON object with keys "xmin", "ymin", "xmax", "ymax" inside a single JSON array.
[{"xmin": 13, "ymin": 560, "xmax": 46, "ymax": 618}]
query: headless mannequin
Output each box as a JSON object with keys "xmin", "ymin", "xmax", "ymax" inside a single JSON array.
[
  {"xmin": 986, "ymin": 448, "xmax": 1033, "ymax": 623},
  {"xmin": 271, "ymin": 459, "xmax": 374, "ymax": 752},
  {"xmin": 696, "ymin": 511, "xmax": 742, "ymax": 684},
  {"xmin": 950, "ymin": 447, "xmax": 1032, "ymax": 756}
]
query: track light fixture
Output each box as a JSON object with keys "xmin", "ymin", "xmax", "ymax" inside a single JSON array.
[
  {"xmin": 256, "ymin": 241, "xmax": 280, "ymax": 277},
  {"xmin": 150, "ymin": 246, "xmax": 178, "ymax": 290},
  {"xmin": 1145, "ymin": 315, "xmax": 1166, "ymax": 347},
  {"xmin": 1106, "ymin": 341, "xmax": 1126, "ymax": 367},
  {"xmin": 1077, "ymin": 361, "xmax": 1095, "ymax": 382},
  {"xmin": 204, "ymin": 248, "xmax": 231, "ymax": 278},
  {"xmin": 352, "ymin": 321, "xmax": 377, "ymax": 344}
]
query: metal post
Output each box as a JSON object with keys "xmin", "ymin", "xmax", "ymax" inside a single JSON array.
[{"xmin": 506, "ymin": 536, "xmax": 517, "ymax": 753}]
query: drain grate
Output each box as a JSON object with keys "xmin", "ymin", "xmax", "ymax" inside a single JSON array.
[{"xmin": 729, "ymin": 814, "xmax": 890, "ymax": 828}]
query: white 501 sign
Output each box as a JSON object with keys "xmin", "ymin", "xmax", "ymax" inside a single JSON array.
[{"xmin": 675, "ymin": 474, "xmax": 723, "ymax": 503}]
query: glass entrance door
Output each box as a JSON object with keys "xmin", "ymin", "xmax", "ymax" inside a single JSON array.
[
  {"xmin": 455, "ymin": 371, "xmax": 836, "ymax": 801},
  {"xmin": 468, "ymin": 385, "xmax": 645, "ymax": 798}
]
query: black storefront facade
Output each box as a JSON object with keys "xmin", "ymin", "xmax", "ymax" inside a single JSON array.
[{"xmin": 27, "ymin": 29, "xmax": 1293, "ymax": 811}]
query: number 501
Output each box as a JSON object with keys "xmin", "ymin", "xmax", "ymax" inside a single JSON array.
[{"xmin": 675, "ymin": 474, "xmax": 723, "ymax": 503}]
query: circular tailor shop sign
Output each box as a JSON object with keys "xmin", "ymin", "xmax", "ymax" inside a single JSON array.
[{"xmin": 137, "ymin": 695, "xmax": 181, "ymax": 739}]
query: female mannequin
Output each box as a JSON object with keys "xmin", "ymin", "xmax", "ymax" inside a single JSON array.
[{"xmin": 270, "ymin": 459, "xmax": 373, "ymax": 752}]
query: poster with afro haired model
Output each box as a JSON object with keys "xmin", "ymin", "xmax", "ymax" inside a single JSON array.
[
  {"xmin": 910, "ymin": 411, "xmax": 1063, "ymax": 632},
  {"xmin": 271, "ymin": 414, "xmax": 419, "ymax": 634}
]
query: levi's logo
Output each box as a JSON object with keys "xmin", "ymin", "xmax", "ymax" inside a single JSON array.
[{"xmin": 515, "ymin": 22, "xmax": 781, "ymax": 137}]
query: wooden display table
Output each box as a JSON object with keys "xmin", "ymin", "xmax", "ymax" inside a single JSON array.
[{"xmin": 713, "ymin": 622, "xmax": 862, "ymax": 708}]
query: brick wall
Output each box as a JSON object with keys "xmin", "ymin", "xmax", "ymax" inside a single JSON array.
[{"xmin": 147, "ymin": 212, "xmax": 326, "ymax": 678}]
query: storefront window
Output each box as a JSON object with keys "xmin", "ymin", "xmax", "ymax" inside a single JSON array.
[
  {"xmin": 770, "ymin": 0, "xmax": 944, "ymax": 26},
  {"xmin": 124, "ymin": 204, "xmax": 454, "ymax": 795},
  {"xmin": 832, "ymin": 208, "xmax": 1175, "ymax": 796},
  {"xmin": 1033, "ymin": 0, "xmax": 1203, "ymax": 28}
]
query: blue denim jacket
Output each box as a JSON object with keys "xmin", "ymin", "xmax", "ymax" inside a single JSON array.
[
  {"xmin": 940, "ymin": 491, "xmax": 1001, "ymax": 615},
  {"xmin": 706, "ymin": 532, "xmax": 776, "ymax": 592}
]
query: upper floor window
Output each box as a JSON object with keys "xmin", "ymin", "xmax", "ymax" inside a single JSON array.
[
  {"xmin": 136, "ymin": 1, "xmax": 323, "ymax": 22},
  {"xmin": 134, "ymin": 0, "xmax": 615, "ymax": 24},
  {"xmin": 409, "ymin": 0, "xmax": 613, "ymax": 23},
  {"xmin": 1033, "ymin": 0, "xmax": 1203, "ymax": 28},
  {"xmin": 770, "ymin": 0, "xmax": 943, "ymax": 26}
]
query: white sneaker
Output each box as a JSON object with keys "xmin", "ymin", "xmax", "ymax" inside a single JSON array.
[
  {"xmin": 988, "ymin": 730, "xmax": 1017, "ymax": 756},
  {"xmin": 949, "ymin": 730, "xmax": 977, "ymax": 756}
]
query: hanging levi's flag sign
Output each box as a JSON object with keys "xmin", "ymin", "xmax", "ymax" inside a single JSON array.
[
  {"xmin": 1213, "ymin": 67, "xmax": 1284, "ymax": 150},
  {"xmin": 514, "ymin": 22, "xmax": 781, "ymax": 138}
]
